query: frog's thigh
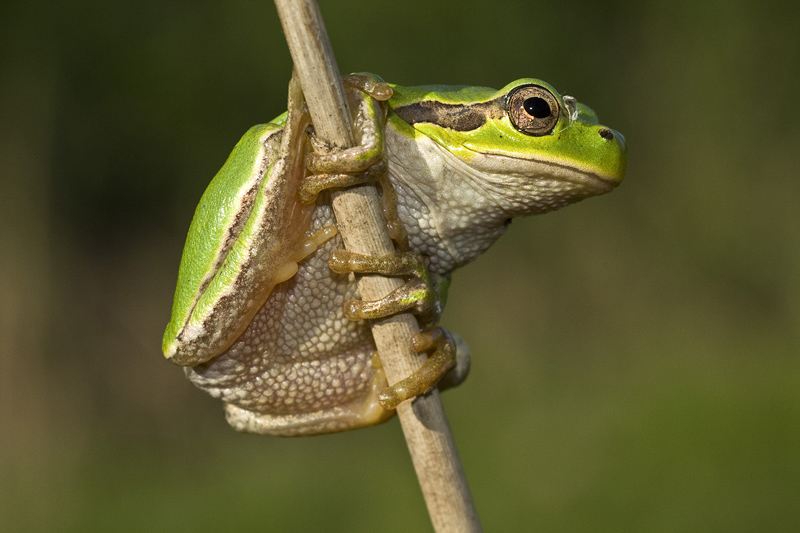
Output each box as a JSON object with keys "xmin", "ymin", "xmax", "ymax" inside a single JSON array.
[{"xmin": 224, "ymin": 366, "xmax": 394, "ymax": 436}]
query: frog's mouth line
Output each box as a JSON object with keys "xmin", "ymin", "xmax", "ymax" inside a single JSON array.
[{"xmin": 461, "ymin": 146, "xmax": 623, "ymax": 194}]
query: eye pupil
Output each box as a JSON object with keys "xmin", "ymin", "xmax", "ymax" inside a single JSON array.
[
  {"xmin": 507, "ymin": 85, "xmax": 559, "ymax": 136},
  {"xmin": 523, "ymin": 97, "xmax": 551, "ymax": 118}
]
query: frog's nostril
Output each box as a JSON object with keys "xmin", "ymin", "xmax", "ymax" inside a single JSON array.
[{"xmin": 599, "ymin": 128, "xmax": 614, "ymax": 141}]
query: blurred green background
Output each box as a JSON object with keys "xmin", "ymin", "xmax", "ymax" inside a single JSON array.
[{"xmin": 2, "ymin": 0, "xmax": 798, "ymax": 530}]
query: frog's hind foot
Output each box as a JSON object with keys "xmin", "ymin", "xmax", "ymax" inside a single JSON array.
[
  {"xmin": 328, "ymin": 249, "xmax": 441, "ymax": 324},
  {"xmin": 437, "ymin": 331, "xmax": 471, "ymax": 392},
  {"xmin": 378, "ymin": 327, "xmax": 464, "ymax": 410},
  {"xmin": 328, "ymin": 249, "xmax": 469, "ymax": 409},
  {"xmin": 297, "ymin": 159, "xmax": 387, "ymax": 205}
]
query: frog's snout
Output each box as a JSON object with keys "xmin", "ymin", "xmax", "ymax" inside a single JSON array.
[{"xmin": 601, "ymin": 127, "xmax": 627, "ymax": 185}]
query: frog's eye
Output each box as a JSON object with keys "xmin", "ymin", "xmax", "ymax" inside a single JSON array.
[{"xmin": 507, "ymin": 85, "xmax": 560, "ymax": 136}]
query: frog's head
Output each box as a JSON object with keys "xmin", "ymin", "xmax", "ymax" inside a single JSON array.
[{"xmin": 389, "ymin": 79, "xmax": 626, "ymax": 215}]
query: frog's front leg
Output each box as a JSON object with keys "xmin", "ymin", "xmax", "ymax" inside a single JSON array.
[
  {"xmin": 297, "ymin": 75, "xmax": 409, "ymax": 250},
  {"xmin": 298, "ymin": 75, "xmax": 467, "ymax": 409},
  {"xmin": 297, "ymin": 76, "xmax": 389, "ymax": 202}
]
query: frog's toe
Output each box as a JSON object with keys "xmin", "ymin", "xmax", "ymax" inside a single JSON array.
[
  {"xmin": 437, "ymin": 331, "xmax": 471, "ymax": 391},
  {"xmin": 329, "ymin": 249, "xmax": 438, "ymax": 322},
  {"xmin": 342, "ymin": 73, "xmax": 393, "ymax": 101},
  {"xmin": 297, "ymin": 159, "xmax": 387, "ymax": 205},
  {"xmin": 378, "ymin": 327, "xmax": 458, "ymax": 410},
  {"xmin": 343, "ymin": 279, "xmax": 433, "ymax": 321}
]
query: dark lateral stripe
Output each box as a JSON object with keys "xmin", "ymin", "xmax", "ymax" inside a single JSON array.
[{"xmin": 393, "ymin": 97, "xmax": 505, "ymax": 131}]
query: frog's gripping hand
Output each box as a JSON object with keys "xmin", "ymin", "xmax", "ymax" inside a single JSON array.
[{"xmin": 297, "ymin": 75, "xmax": 390, "ymax": 205}]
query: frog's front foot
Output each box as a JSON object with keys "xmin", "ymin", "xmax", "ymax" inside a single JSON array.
[
  {"xmin": 329, "ymin": 249, "xmax": 467, "ymax": 409},
  {"xmin": 297, "ymin": 159, "xmax": 387, "ymax": 205},
  {"xmin": 296, "ymin": 75, "xmax": 392, "ymax": 206}
]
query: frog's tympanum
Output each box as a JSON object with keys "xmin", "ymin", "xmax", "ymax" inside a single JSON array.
[{"xmin": 162, "ymin": 74, "xmax": 627, "ymax": 436}]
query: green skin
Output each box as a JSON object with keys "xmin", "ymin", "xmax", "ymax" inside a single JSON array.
[
  {"xmin": 387, "ymin": 79, "xmax": 625, "ymax": 181},
  {"xmin": 163, "ymin": 74, "xmax": 626, "ymax": 436}
]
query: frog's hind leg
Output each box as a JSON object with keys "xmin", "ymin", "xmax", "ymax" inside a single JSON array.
[
  {"xmin": 328, "ymin": 250, "xmax": 442, "ymax": 324},
  {"xmin": 223, "ymin": 365, "xmax": 394, "ymax": 437},
  {"xmin": 377, "ymin": 327, "xmax": 472, "ymax": 410},
  {"xmin": 328, "ymin": 250, "xmax": 470, "ymax": 409}
]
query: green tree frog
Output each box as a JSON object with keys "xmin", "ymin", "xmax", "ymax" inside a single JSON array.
[{"xmin": 162, "ymin": 74, "xmax": 626, "ymax": 436}]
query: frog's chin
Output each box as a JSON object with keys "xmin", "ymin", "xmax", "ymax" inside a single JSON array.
[{"xmin": 564, "ymin": 169, "xmax": 620, "ymax": 196}]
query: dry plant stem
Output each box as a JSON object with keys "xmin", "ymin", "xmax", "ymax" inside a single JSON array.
[{"xmin": 273, "ymin": 1, "xmax": 481, "ymax": 531}]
